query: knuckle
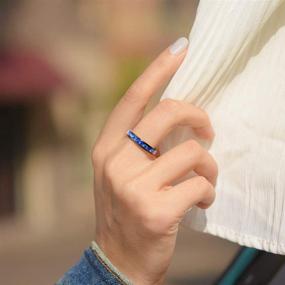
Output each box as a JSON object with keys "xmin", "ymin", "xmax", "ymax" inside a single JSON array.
[
  {"xmin": 197, "ymin": 106, "xmax": 210, "ymax": 121},
  {"xmin": 191, "ymin": 104, "xmax": 210, "ymax": 123},
  {"xmin": 158, "ymin": 98, "xmax": 180, "ymax": 114},
  {"xmin": 140, "ymin": 209, "xmax": 170, "ymax": 235},
  {"xmin": 186, "ymin": 139, "xmax": 202, "ymax": 156},
  {"xmin": 92, "ymin": 143, "xmax": 105, "ymax": 167},
  {"xmin": 195, "ymin": 175, "xmax": 209, "ymax": 189},
  {"xmin": 206, "ymin": 153, "xmax": 219, "ymax": 185},
  {"xmin": 187, "ymin": 138, "xmax": 199, "ymax": 148},
  {"xmin": 196, "ymin": 176, "xmax": 215, "ymax": 201},
  {"xmin": 204, "ymin": 187, "xmax": 216, "ymax": 207},
  {"xmin": 123, "ymin": 179, "xmax": 140, "ymax": 194},
  {"xmin": 118, "ymin": 178, "xmax": 148, "ymax": 205},
  {"xmin": 104, "ymin": 155, "xmax": 120, "ymax": 180},
  {"xmin": 117, "ymin": 181, "xmax": 141, "ymax": 206}
]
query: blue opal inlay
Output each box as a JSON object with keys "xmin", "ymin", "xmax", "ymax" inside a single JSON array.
[{"xmin": 127, "ymin": 130, "xmax": 159, "ymax": 157}]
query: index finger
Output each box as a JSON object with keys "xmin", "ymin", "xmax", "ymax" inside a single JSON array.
[{"xmin": 100, "ymin": 37, "xmax": 189, "ymax": 142}]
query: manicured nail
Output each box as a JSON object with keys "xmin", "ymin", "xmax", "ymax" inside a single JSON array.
[{"xmin": 169, "ymin": 37, "xmax": 189, "ymax": 55}]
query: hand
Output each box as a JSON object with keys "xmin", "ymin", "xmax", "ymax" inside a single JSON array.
[{"xmin": 92, "ymin": 38, "xmax": 218, "ymax": 285}]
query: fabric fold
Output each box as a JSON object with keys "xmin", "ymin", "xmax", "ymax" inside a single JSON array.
[{"xmin": 160, "ymin": 0, "xmax": 285, "ymax": 254}]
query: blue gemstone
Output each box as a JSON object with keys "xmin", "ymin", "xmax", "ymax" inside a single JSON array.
[{"xmin": 127, "ymin": 130, "xmax": 158, "ymax": 157}]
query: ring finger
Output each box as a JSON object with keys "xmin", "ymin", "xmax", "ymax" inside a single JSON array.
[{"xmin": 127, "ymin": 98, "xmax": 214, "ymax": 156}]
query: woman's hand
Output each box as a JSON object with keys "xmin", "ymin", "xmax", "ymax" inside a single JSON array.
[{"xmin": 92, "ymin": 38, "xmax": 218, "ymax": 285}]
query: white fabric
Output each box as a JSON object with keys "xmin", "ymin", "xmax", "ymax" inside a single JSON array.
[{"xmin": 160, "ymin": 0, "xmax": 285, "ymax": 254}]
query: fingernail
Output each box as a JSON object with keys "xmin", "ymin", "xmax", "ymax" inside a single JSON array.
[{"xmin": 169, "ymin": 37, "xmax": 189, "ymax": 55}]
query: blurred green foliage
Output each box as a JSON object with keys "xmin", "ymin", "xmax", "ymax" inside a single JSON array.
[{"xmin": 108, "ymin": 56, "xmax": 148, "ymax": 108}]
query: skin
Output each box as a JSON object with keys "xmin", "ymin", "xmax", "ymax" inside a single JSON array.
[{"xmin": 92, "ymin": 43, "xmax": 218, "ymax": 285}]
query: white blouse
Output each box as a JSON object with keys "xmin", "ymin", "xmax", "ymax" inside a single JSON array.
[{"xmin": 160, "ymin": 0, "xmax": 285, "ymax": 254}]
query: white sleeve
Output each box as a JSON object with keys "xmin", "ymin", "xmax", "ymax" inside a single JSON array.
[{"xmin": 160, "ymin": 0, "xmax": 285, "ymax": 254}]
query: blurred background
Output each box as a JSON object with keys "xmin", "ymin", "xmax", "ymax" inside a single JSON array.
[{"xmin": 0, "ymin": 1, "xmax": 239, "ymax": 284}]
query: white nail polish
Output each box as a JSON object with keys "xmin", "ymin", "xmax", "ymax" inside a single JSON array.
[{"xmin": 169, "ymin": 37, "xmax": 189, "ymax": 55}]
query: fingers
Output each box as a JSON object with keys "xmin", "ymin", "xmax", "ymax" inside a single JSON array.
[
  {"xmin": 132, "ymin": 99, "xmax": 214, "ymax": 148},
  {"xmin": 164, "ymin": 176, "xmax": 215, "ymax": 214},
  {"xmin": 99, "ymin": 38, "xmax": 189, "ymax": 142},
  {"xmin": 144, "ymin": 139, "xmax": 218, "ymax": 188}
]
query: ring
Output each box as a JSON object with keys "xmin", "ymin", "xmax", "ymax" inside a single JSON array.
[{"xmin": 127, "ymin": 130, "xmax": 160, "ymax": 158}]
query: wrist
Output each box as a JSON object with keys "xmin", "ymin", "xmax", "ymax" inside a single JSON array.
[
  {"xmin": 95, "ymin": 234, "xmax": 165, "ymax": 285},
  {"xmin": 91, "ymin": 239, "xmax": 133, "ymax": 284}
]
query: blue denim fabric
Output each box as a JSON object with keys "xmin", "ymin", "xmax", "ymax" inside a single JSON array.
[{"xmin": 56, "ymin": 247, "xmax": 122, "ymax": 285}]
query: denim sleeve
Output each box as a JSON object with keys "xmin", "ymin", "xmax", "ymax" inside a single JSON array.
[{"xmin": 56, "ymin": 247, "xmax": 127, "ymax": 285}]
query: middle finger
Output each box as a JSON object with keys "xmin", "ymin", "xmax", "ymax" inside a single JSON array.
[{"xmin": 131, "ymin": 98, "xmax": 214, "ymax": 149}]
